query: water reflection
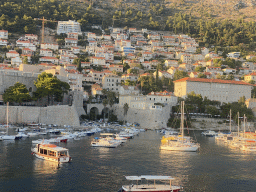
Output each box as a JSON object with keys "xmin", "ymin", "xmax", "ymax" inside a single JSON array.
[{"xmin": 33, "ymin": 159, "xmax": 60, "ymax": 175}]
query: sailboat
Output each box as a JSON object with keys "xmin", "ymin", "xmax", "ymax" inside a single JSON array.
[
  {"xmin": 160, "ymin": 101, "xmax": 200, "ymax": 152},
  {"xmin": 1, "ymin": 102, "xmax": 16, "ymax": 140}
]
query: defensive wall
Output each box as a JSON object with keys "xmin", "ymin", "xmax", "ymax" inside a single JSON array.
[
  {"xmin": 0, "ymin": 105, "xmax": 80, "ymax": 127},
  {"xmin": 0, "ymin": 70, "xmax": 39, "ymax": 94},
  {"xmin": 114, "ymin": 104, "xmax": 171, "ymax": 129}
]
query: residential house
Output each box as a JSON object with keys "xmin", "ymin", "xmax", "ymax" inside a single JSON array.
[
  {"xmin": 165, "ymin": 60, "xmax": 178, "ymax": 68},
  {"xmin": 244, "ymin": 72, "xmax": 256, "ymax": 82},
  {"xmin": 71, "ymin": 47, "xmax": 80, "ymax": 54},
  {"xmin": 67, "ymin": 32, "xmax": 78, "ymax": 39},
  {"xmin": 91, "ymin": 56, "xmax": 106, "ymax": 66},
  {"xmin": 22, "ymin": 48, "xmax": 34, "ymax": 56},
  {"xmin": 16, "ymin": 40, "xmax": 36, "ymax": 51},
  {"xmin": 40, "ymin": 49, "xmax": 53, "ymax": 57},
  {"xmin": 87, "ymin": 32, "xmax": 96, "ymax": 40},
  {"xmin": 11, "ymin": 57, "xmax": 22, "ymax": 66},
  {"xmin": 0, "ymin": 30, "xmax": 8, "ymax": 39},
  {"xmin": 25, "ymin": 34, "xmax": 38, "ymax": 41},
  {"xmin": 91, "ymin": 83, "xmax": 102, "ymax": 96},
  {"xmin": 246, "ymin": 55, "xmax": 256, "ymax": 60},
  {"xmin": 227, "ymin": 52, "xmax": 240, "ymax": 59},
  {"xmin": 121, "ymin": 74, "xmax": 139, "ymax": 82},
  {"xmin": 64, "ymin": 64, "xmax": 77, "ymax": 70},
  {"xmin": 41, "ymin": 43, "xmax": 59, "ymax": 51},
  {"xmin": 66, "ymin": 69, "xmax": 84, "ymax": 91},
  {"xmin": 147, "ymin": 34, "xmax": 161, "ymax": 40},
  {"xmin": 238, "ymin": 68, "xmax": 251, "ymax": 75},
  {"xmin": 6, "ymin": 50, "xmax": 19, "ymax": 58},
  {"xmin": 119, "ymin": 85, "xmax": 140, "ymax": 95},
  {"xmin": 102, "ymin": 74, "xmax": 121, "ymax": 92},
  {"xmin": 205, "ymin": 52, "xmax": 218, "ymax": 58},
  {"xmin": 65, "ymin": 38, "xmax": 78, "ymax": 47},
  {"xmin": 81, "ymin": 62, "xmax": 91, "ymax": 68},
  {"xmin": 153, "ymin": 70, "xmax": 173, "ymax": 79},
  {"xmin": 189, "ymin": 72, "xmax": 198, "ymax": 78},
  {"xmin": 201, "ymin": 47, "xmax": 209, "ymax": 56},
  {"xmin": 222, "ymin": 68, "xmax": 236, "ymax": 74},
  {"xmin": 39, "ymin": 56, "xmax": 59, "ymax": 64},
  {"xmin": 142, "ymin": 52, "xmax": 153, "ymax": 60},
  {"xmin": 109, "ymin": 64, "xmax": 123, "ymax": 73},
  {"xmin": 0, "ymin": 39, "xmax": 7, "ymax": 46},
  {"xmin": 242, "ymin": 62, "xmax": 256, "ymax": 70},
  {"xmin": 180, "ymin": 54, "xmax": 192, "ymax": 64}
]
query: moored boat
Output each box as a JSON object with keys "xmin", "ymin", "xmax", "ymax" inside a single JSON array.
[
  {"xmin": 201, "ymin": 130, "xmax": 218, "ymax": 137},
  {"xmin": 118, "ymin": 175, "xmax": 182, "ymax": 192},
  {"xmin": 32, "ymin": 143, "xmax": 71, "ymax": 163}
]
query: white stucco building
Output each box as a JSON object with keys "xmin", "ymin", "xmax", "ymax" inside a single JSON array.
[
  {"xmin": 174, "ymin": 77, "xmax": 253, "ymax": 103},
  {"xmin": 57, "ymin": 20, "xmax": 82, "ymax": 35}
]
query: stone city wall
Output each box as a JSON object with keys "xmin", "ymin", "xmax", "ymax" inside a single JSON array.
[
  {"xmin": 114, "ymin": 104, "xmax": 171, "ymax": 129},
  {"xmin": 0, "ymin": 70, "xmax": 39, "ymax": 94},
  {"xmin": 0, "ymin": 105, "xmax": 80, "ymax": 127}
]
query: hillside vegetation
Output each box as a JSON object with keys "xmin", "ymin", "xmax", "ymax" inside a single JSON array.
[{"xmin": 1, "ymin": 0, "xmax": 256, "ymax": 49}]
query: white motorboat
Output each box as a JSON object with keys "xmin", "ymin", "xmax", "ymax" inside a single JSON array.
[
  {"xmin": 27, "ymin": 132, "xmax": 39, "ymax": 137},
  {"xmin": 91, "ymin": 137, "xmax": 120, "ymax": 148},
  {"xmin": 118, "ymin": 175, "xmax": 182, "ymax": 192},
  {"xmin": 201, "ymin": 130, "xmax": 218, "ymax": 137},
  {"xmin": 32, "ymin": 143, "xmax": 71, "ymax": 163}
]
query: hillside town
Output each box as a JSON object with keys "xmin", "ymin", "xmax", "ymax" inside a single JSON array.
[{"xmin": 1, "ymin": 20, "xmax": 256, "ymax": 128}]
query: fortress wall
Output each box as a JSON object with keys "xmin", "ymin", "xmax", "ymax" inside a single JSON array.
[
  {"xmin": 0, "ymin": 70, "xmax": 39, "ymax": 94},
  {"xmin": 0, "ymin": 105, "xmax": 80, "ymax": 127},
  {"xmin": 114, "ymin": 105, "xmax": 171, "ymax": 129}
]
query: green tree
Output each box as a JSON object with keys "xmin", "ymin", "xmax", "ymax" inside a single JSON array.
[
  {"xmin": 33, "ymin": 72, "xmax": 70, "ymax": 105},
  {"xmin": 173, "ymin": 70, "xmax": 188, "ymax": 81},
  {"xmin": 23, "ymin": 56, "xmax": 28, "ymax": 64},
  {"xmin": 198, "ymin": 73, "xmax": 207, "ymax": 78},
  {"xmin": 194, "ymin": 66, "xmax": 205, "ymax": 72},
  {"xmin": 123, "ymin": 103, "xmax": 129, "ymax": 116},
  {"xmin": 3, "ymin": 82, "xmax": 31, "ymax": 104}
]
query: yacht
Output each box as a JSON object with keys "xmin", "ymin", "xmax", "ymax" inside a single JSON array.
[
  {"xmin": 91, "ymin": 135, "xmax": 120, "ymax": 148},
  {"xmin": 160, "ymin": 101, "xmax": 199, "ymax": 152}
]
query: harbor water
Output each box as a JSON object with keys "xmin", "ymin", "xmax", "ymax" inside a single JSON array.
[{"xmin": 0, "ymin": 130, "xmax": 256, "ymax": 192}]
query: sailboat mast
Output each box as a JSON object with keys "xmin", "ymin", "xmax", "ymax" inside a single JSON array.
[
  {"xmin": 243, "ymin": 114, "xmax": 246, "ymax": 138},
  {"xmin": 237, "ymin": 112, "xmax": 239, "ymax": 137},
  {"xmin": 229, "ymin": 109, "xmax": 231, "ymax": 133},
  {"xmin": 7, "ymin": 102, "xmax": 9, "ymax": 135},
  {"xmin": 181, "ymin": 101, "xmax": 184, "ymax": 143}
]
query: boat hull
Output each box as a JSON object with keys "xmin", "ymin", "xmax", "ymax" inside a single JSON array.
[
  {"xmin": 160, "ymin": 145, "xmax": 199, "ymax": 152},
  {"xmin": 33, "ymin": 152, "xmax": 71, "ymax": 163},
  {"xmin": 121, "ymin": 185, "xmax": 181, "ymax": 192}
]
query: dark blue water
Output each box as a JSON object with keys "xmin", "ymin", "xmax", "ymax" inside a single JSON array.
[{"xmin": 0, "ymin": 130, "xmax": 255, "ymax": 192}]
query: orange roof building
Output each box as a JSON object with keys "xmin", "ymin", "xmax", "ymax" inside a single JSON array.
[{"xmin": 174, "ymin": 77, "xmax": 253, "ymax": 103}]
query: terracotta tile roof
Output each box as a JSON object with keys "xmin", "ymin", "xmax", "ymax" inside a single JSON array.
[
  {"xmin": 148, "ymin": 90, "xmax": 173, "ymax": 96},
  {"xmin": 174, "ymin": 77, "xmax": 253, "ymax": 86},
  {"xmin": 245, "ymin": 72, "xmax": 256, "ymax": 76}
]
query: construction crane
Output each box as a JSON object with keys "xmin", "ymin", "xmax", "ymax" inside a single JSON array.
[{"xmin": 34, "ymin": 17, "xmax": 57, "ymax": 43}]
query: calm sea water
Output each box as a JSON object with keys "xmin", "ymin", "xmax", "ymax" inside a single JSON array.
[{"xmin": 0, "ymin": 130, "xmax": 256, "ymax": 192}]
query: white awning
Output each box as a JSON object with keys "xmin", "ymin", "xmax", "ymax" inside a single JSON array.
[{"xmin": 125, "ymin": 175, "xmax": 174, "ymax": 180}]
